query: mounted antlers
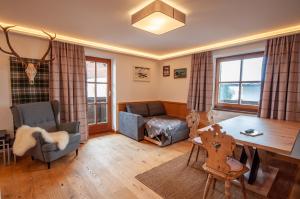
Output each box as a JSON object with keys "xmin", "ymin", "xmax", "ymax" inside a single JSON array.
[{"xmin": 0, "ymin": 25, "xmax": 56, "ymax": 85}]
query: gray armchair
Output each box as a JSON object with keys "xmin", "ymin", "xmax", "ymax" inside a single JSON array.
[{"xmin": 11, "ymin": 100, "xmax": 81, "ymax": 169}]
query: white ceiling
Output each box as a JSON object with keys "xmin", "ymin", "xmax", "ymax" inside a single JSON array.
[{"xmin": 0, "ymin": 0, "xmax": 300, "ymax": 56}]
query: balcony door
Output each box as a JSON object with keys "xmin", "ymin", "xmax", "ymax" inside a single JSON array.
[{"xmin": 86, "ymin": 56, "xmax": 112, "ymax": 134}]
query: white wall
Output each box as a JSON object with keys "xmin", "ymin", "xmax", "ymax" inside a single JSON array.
[
  {"xmin": 158, "ymin": 41, "xmax": 266, "ymax": 103},
  {"xmin": 0, "ymin": 33, "xmax": 159, "ymax": 133},
  {"xmin": 84, "ymin": 48, "xmax": 159, "ymax": 129},
  {"xmin": 84, "ymin": 48, "xmax": 159, "ymax": 103},
  {"xmin": 158, "ymin": 55, "xmax": 192, "ymax": 102}
]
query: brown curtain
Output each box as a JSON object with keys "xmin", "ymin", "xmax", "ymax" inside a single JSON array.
[
  {"xmin": 50, "ymin": 41, "xmax": 88, "ymax": 141},
  {"xmin": 187, "ymin": 52, "xmax": 213, "ymax": 112},
  {"xmin": 258, "ymin": 34, "xmax": 300, "ymax": 121}
]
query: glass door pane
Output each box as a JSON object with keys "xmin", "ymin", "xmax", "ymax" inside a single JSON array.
[
  {"xmin": 96, "ymin": 84, "xmax": 107, "ymax": 103},
  {"xmin": 97, "ymin": 104, "xmax": 107, "ymax": 123},
  {"xmin": 87, "ymin": 104, "xmax": 95, "ymax": 124},
  {"xmin": 86, "ymin": 61, "xmax": 95, "ymax": 82},
  {"xmin": 97, "ymin": 62, "xmax": 108, "ymax": 83},
  {"xmin": 87, "ymin": 83, "xmax": 95, "ymax": 104}
]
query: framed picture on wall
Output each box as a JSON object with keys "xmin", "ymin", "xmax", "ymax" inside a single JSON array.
[
  {"xmin": 163, "ymin": 65, "xmax": 170, "ymax": 77},
  {"xmin": 133, "ymin": 66, "xmax": 151, "ymax": 82},
  {"xmin": 174, "ymin": 68, "xmax": 187, "ymax": 79}
]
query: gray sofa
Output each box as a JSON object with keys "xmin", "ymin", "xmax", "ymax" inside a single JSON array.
[
  {"xmin": 119, "ymin": 102, "xmax": 189, "ymax": 146},
  {"xmin": 11, "ymin": 100, "xmax": 81, "ymax": 169}
]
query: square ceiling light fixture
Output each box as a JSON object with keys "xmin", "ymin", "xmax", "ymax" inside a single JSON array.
[{"xmin": 131, "ymin": 0, "xmax": 186, "ymax": 35}]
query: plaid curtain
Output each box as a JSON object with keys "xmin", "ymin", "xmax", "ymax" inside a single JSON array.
[
  {"xmin": 10, "ymin": 57, "xmax": 49, "ymax": 105},
  {"xmin": 50, "ymin": 41, "xmax": 88, "ymax": 141},
  {"xmin": 258, "ymin": 34, "xmax": 300, "ymax": 121},
  {"xmin": 187, "ymin": 52, "xmax": 213, "ymax": 112}
]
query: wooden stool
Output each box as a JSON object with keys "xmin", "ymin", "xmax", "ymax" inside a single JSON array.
[{"xmin": 200, "ymin": 124, "xmax": 249, "ymax": 199}]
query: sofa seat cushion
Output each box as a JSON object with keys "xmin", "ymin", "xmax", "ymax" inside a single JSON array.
[
  {"xmin": 42, "ymin": 133, "xmax": 80, "ymax": 152},
  {"xmin": 126, "ymin": 103, "xmax": 149, "ymax": 117},
  {"xmin": 144, "ymin": 115, "xmax": 189, "ymax": 146},
  {"xmin": 148, "ymin": 102, "xmax": 166, "ymax": 116}
]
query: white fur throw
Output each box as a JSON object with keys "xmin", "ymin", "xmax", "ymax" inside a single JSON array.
[{"xmin": 13, "ymin": 125, "xmax": 69, "ymax": 156}]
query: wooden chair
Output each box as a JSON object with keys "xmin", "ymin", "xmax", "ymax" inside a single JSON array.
[
  {"xmin": 186, "ymin": 111, "xmax": 203, "ymax": 166},
  {"xmin": 186, "ymin": 111, "xmax": 201, "ymax": 138},
  {"xmin": 186, "ymin": 110, "xmax": 216, "ymax": 166},
  {"xmin": 200, "ymin": 124, "xmax": 248, "ymax": 199}
]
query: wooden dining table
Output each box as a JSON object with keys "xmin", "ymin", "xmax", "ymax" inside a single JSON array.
[{"xmin": 199, "ymin": 115, "xmax": 300, "ymax": 196}]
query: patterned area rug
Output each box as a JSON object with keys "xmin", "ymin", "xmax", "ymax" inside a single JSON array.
[{"xmin": 136, "ymin": 152, "xmax": 297, "ymax": 199}]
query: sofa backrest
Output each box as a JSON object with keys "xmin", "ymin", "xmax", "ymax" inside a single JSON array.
[
  {"xmin": 126, "ymin": 103, "xmax": 149, "ymax": 117},
  {"xmin": 147, "ymin": 102, "xmax": 166, "ymax": 116},
  {"xmin": 125, "ymin": 102, "xmax": 166, "ymax": 117}
]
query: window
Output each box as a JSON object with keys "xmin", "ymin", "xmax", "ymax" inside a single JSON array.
[{"xmin": 215, "ymin": 52, "xmax": 264, "ymax": 112}]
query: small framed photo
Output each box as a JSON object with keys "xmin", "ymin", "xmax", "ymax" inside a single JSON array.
[
  {"xmin": 133, "ymin": 66, "xmax": 151, "ymax": 82},
  {"xmin": 163, "ymin": 65, "xmax": 170, "ymax": 77},
  {"xmin": 174, "ymin": 68, "xmax": 187, "ymax": 79}
]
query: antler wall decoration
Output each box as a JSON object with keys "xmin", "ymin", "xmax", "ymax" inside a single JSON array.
[{"xmin": 0, "ymin": 25, "xmax": 56, "ymax": 85}]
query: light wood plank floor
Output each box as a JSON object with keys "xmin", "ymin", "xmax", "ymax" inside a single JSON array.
[
  {"xmin": 0, "ymin": 133, "xmax": 299, "ymax": 199},
  {"xmin": 0, "ymin": 133, "xmax": 190, "ymax": 199}
]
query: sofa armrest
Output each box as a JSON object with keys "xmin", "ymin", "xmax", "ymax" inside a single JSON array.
[
  {"xmin": 119, "ymin": 111, "xmax": 145, "ymax": 141},
  {"xmin": 59, "ymin": 122, "xmax": 80, "ymax": 134},
  {"xmin": 28, "ymin": 132, "xmax": 47, "ymax": 161}
]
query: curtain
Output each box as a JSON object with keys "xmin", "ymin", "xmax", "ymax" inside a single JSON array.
[
  {"xmin": 187, "ymin": 52, "xmax": 213, "ymax": 112},
  {"xmin": 258, "ymin": 34, "xmax": 300, "ymax": 121},
  {"xmin": 50, "ymin": 41, "xmax": 88, "ymax": 141}
]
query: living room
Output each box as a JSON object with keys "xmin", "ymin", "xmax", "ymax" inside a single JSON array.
[{"xmin": 0, "ymin": 0, "xmax": 300, "ymax": 199}]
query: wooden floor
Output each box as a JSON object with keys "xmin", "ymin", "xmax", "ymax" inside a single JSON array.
[
  {"xmin": 0, "ymin": 133, "xmax": 190, "ymax": 199},
  {"xmin": 0, "ymin": 132, "xmax": 299, "ymax": 199}
]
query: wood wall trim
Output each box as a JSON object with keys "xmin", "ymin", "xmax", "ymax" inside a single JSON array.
[
  {"xmin": 161, "ymin": 101, "xmax": 187, "ymax": 119},
  {"xmin": 117, "ymin": 100, "xmax": 213, "ymax": 128},
  {"xmin": 117, "ymin": 100, "xmax": 187, "ymax": 118},
  {"xmin": 117, "ymin": 100, "xmax": 247, "ymax": 129},
  {"xmin": 117, "ymin": 101, "xmax": 159, "ymax": 112}
]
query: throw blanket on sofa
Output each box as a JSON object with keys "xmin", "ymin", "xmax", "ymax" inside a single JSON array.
[
  {"xmin": 146, "ymin": 117, "xmax": 182, "ymax": 138},
  {"xmin": 13, "ymin": 125, "xmax": 69, "ymax": 156}
]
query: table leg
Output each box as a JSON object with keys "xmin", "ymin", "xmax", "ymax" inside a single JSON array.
[
  {"xmin": 6, "ymin": 144, "xmax": 10, "ymax": 165},
  {"xmin": 3, "ymin": 148, "xmax": 5, "ymax": 165},
  {"xmin": 1, "ymin": 141, "xmax": 6, "ymax": 165},
  {"xmin": 239, "ymin": 146, "xmax": 260, "ymax": 184},
  {"xmin": 240, "ymin": 147, "xmax": 248, "ymax": 164},
  {"xmin": 234, "ymin": 145, "xmax": 279, "ymax": 197},
  {"xmin": 248, "ymin": 149, "xmax": 260, "ymax": 184}
]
